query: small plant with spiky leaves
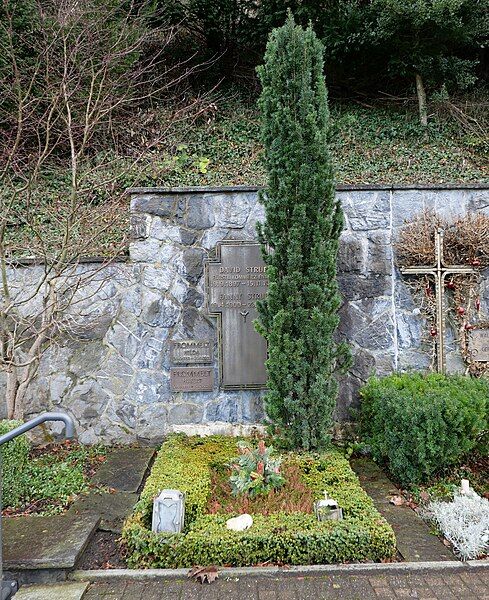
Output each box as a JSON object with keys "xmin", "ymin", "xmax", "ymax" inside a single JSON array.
[{"xmin": 229, "ymin": 440, "xmax": 285, "ymax": 498}]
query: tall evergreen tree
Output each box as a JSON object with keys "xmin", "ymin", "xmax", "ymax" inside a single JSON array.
[{"xmin": 256, "ymin": 13, "xmax": 351, "ymax": 450}]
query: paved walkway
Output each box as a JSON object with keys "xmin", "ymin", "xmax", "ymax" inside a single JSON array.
[
  {"xmin": 83, "ymin": 568, "xmax": 489, "ymax": 599},
  {"xmin": 350, "ymin": 458, "xmax": 452, "ymax": 562}
]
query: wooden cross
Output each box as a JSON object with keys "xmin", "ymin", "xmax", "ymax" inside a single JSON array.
[{"xmin": 400, "ymin": 228, "xmax": 478, "ymax": 373}]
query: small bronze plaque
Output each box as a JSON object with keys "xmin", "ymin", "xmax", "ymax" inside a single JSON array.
[
  {"xmin": 170, "ymin": 367, "xmax": 214, "ymax": 392},
  {"xmin": 170, "ymin": 339, "xmax": 213, "ymax": 364},
  {"xmin": 468, "ymin": 328, "xmax": 489, "ymax": 362}
]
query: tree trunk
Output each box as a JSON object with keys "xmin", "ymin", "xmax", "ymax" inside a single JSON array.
[
  {"xmin": 6, "ymin": 367, "xmax": 19, "ymax": 420},
  {"xmin": 415, "ymin": 72, "xmax": 428, "ymax": 127}
]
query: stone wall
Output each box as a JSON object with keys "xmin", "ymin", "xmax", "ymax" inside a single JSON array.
[{"xmin": 4, "ymin": 184, "xmax": 489, "ymax": 443}]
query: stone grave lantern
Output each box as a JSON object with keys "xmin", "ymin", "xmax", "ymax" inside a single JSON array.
[
  {"xmin": 152, "ymin": 490, "xmax": 185, "ymax": 533},
  {"xmin": 314, "ymin": 491, "xmax": 343, "ymax": 522}
]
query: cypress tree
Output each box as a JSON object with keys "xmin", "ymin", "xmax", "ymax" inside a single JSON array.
[{"xmin": 256, "ymin": 13, "xmax": 351, "ymax": 450}]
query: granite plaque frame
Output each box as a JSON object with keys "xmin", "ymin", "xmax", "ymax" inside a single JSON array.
[
  {"xmin": 468, "ymin": 326, "xmax": 489, "ymax": 362},
  {"xmin": 170, "ymin": 339, "xmax": 213, "ymax": 364},
  {"xmin": 170, "ymin": 367, "xmax": 214, "ymax": 392},
  {"xmin": 205, "ymin": 241, "xmax": 268, "ymax": 389}
]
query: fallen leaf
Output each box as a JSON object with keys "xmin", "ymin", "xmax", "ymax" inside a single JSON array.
[
  {"xmin": 419, "ymin": 491, "xmax": 430, "ymax": 503},
  {"xmin": 188, "ymin": 565, "xmax": 219, "ymax": 584},
  {"xmin": 442, "ymin": 539, "xmax": 452, "ymax": 548},
  {"xmin": 389, "ymin": 495, "xmax": 406, "ymax": 506}
]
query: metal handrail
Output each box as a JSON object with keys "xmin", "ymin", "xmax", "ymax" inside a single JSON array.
[
  {"xmin": 0, "ymin": 412, "xmax": 75, "ymax": 599},
  {"xmin": 0, "ymin": 413, "xmax": 75, "ymax": 446}
]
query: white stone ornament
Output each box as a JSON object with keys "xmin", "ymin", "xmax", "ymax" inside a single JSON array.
[
  {"xmin": 152, "ymin": 489, "xmax": 185, "ymax": 533},
  {"xmin": 226, "ymin": 514, "xmax": 253, "ymax": 531},
  {"xmin": 460, "ymin": 478, "xmax": 480, "ymax": 500}
]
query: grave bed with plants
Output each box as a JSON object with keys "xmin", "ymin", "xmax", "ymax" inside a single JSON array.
[{"xmin": 121, "ymin": 434, "xmax": 396, "ymax": 568}]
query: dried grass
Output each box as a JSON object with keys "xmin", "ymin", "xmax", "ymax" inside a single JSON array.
[
  {"xmin": 207, "ymin": 460, "xmax": 314, "ymax": 516},
  {"xmin": 396, "ymin": 210, "xmax": 489, "ymax": 270}
]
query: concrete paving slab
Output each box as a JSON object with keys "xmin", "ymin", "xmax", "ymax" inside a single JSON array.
[
  {"xmin": 81, "ymin": 569, "xmax": 489, "ymax": 600},
  {"xmin": 351, "ymin": 458, "xmax": 454, "ymax": 562},
  {"xmin": 14, "ymin": 582, "xmax": 89, "ymax": 600},
  {"xmin": 91, "ymin": 447, "xmax": 154, "ymax": 493},
  {"xmin": 4, "ymin": 513, "xmax": 99, "ymax": 570},
  {"xmin": 67, "ymin": 491, "xmax": 138, "ymax": 533}
]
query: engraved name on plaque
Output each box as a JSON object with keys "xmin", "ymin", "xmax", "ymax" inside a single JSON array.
[
  {"xmin": 170, "ymin": 367, "xmax": 214, "ymax": 392},
  {"xmin": 170, "ymin": 340, "xmax": 212, "ymax": 365},
  {"xmin": 468, "ymin": 328, "xmax": 489, "ymax": 362},
  {"xmin": 205, "ymin": 241, "xmax": 268, "ymax": 389}
]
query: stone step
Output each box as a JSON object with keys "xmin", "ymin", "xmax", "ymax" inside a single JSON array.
[
  {"xmin": 67, "ymin": 491, "xmax": 138, "ymax": 533},
  {"xmin": 351, "ymin": 458, "xmax": 454, "ymax": 562},
  {"xmin": 14, "ymin": 582, "xmax": 89, "ymax": 600},
  {"xmin": 91, "ymin": 447, "xmax": 154, "ymax": 493},
  {"xmin": 4, "ymin": 513, "xmax": 99, "ymax": 584}
]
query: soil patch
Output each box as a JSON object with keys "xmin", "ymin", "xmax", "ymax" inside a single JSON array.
[
  {"xmin": 76, "ymin": 531, "xmax": 127, "ymax": 570},
  {"xmin": 207, "ymin": 460, "xmax": 314, "ymax": 515}
]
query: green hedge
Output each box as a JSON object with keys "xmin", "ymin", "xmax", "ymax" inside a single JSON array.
[
  {"xmin": 360, "ymin": 373, "xmax": 488, "ymax": 487},
  {"xmin": 0, "ymin": 420, "xmax": 30, "ymax": 507},
  {"xmin": 122, "ymin": 435, "xmax": 396, "ymax": 567}
]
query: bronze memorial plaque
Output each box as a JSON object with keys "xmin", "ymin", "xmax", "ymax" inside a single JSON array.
[
  {"xmin": 170, "ymin": 367, "xmax": 214, "ymax": 392},
  {"xmin": 468, "ymin": 328, "xmax": 489, "ymax": 362},
  {"xmin": 205, "ymin": 241, "xmax": 268, "ymax": 389},
  {"xmin": 170, "ymin": 339, "xmax": 212, "ymax": 364}
]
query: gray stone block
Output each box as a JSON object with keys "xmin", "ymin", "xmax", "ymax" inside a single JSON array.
[
  {"xmin": 131, "ymin": 194, "xmax": 177, "ymax": 216},
  {"xmin": 179, "ymin": 228, "xmax": 198, "ymax": 245},
  {"xmin": 241, "ymin": 392, "xmax": 265, "ymax": 423},
  {"xmin": 338, "ymin": 273, "xmax": 391, "ymax": 301},
  {"xmin": 186, "ymin": 287, "xmax": 204, "ymax": 308},
  {"xmin": 367, "ymin": 232, "xmax": 392, "ymax": 275},
  {"xmin": 169, "ymin": 403, "xmax": 204, "ymax": 425},
  {"xmin": 130, "ymin": 213, "xmax": 149, "ymax": 240},
  {"xmin": 213, "ymin": 192, "xmax": 256, "ymax": 228},
  {"xmin": 338, "ymin": 234, "xmax": 366, "ymax": 273},
  {"xmin": 182, "ymin": 248, "xmax": 205, "ymax": 283},
  {"xmin": 344, "ymin": 191, "xmax": 390, "ymax": 231},
  {"xmin": 129, "ymin": 238, "xmax": 161, "ymax": 262},
  {"xmin": 150, "ymin": 219, "xmax": 182, "ymax": 242},
  {"xmin": 206, "ymin": 395, "xmax": 239, "ymax": 422},
  {"xmin": 187, "ymin": 195, "xmax": 215, "ymax": 229},
  {"xmin": 142, "ymin": 294, "xmax": 179, "ymax": 328}
]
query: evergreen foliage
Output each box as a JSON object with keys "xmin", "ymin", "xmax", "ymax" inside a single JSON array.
[
  {"xmin": 360, "ymin": 373, "xmax": 489, "ymax": 486},
  {"xmin": 255, "ymin": 14, "xmax": 351, "ymax": 450}
]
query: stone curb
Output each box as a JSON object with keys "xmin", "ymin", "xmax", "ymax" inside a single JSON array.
[
  {"xmin": 126, "ymin": 183, "xmax": 489, "ymax": 194},
  {"xmin": 71, "ymin": 559, "xmax": 489, "ymax": 582}
]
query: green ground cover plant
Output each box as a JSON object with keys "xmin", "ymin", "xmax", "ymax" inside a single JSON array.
[
  {"xmin": 121, "ymin": 434, "xmax": 396, "ymax": 568},
  {"xmin": 0, "ymin": 429, "xmax": 107, "ymax": 516},
  {"xmin": 0, "ymin": 420, "xmax": 30, "ymax": 507},
  {"xmin": 6, "ymin": 98, "xmax": 486, "ymax": 259},
  {"xmin": 359, "ymin": 373, "xmax": 488, "ymax": 487}
]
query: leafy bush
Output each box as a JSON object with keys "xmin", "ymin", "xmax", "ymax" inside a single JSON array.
[
  {"xmin": 360, "ymin": 373, "xmax": 488, "ymax": 486},
  {"xmin": 0, "ymin": 420, "xmax": 30, "ymax": 507},
  {"xmin": 229, "ymin": 440, "xmax": 284, "ymax": 497},
  {"xmin": 122, "ymin": 435, "xmax": 396, "ymax": 567}
]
